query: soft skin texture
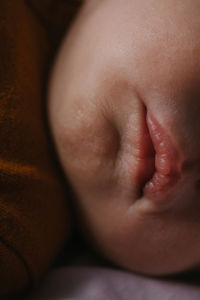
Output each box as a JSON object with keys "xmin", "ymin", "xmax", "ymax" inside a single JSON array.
[{"xmin": 48, "ymin": 0, "xmax": 200, "ymax": 275}]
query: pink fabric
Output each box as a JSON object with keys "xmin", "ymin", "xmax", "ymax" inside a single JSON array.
[{"xmin": 29, "ymin": 266, "xmax": 200, "ymax": 300}]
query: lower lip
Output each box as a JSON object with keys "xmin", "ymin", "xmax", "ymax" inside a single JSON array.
[{"xmin": 142, "ymin": 112, "xmax": 181, "ymax": 198}]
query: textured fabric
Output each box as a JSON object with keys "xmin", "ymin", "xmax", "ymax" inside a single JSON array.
[
  {"xmin": 29, "ymin": 266, "xmax": 200, "ymax": 300},
  {"xmin": 0, "ymin": 0, "xmax": 81, "ymax": 298}
]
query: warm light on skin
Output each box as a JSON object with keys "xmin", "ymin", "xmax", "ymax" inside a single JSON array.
[{"xmin": 48, "ymin": 0, "xmax": 200, "ymax": 275}]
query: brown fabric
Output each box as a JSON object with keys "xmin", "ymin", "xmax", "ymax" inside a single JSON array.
[
  {"xmin": 0, "ymin": 0, "xmax": 82, "ymax": 298},
  {"xmin": 27, "ymin": 0, "xmax": 83, "ymax": 43}
]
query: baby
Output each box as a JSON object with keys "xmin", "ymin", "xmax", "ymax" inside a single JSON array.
[{"xmin": 48, "ymin": 0, "xmax": 200, "ymax": 276}]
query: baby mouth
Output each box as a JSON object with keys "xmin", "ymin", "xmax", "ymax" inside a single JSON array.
[{"xmin": 140, "ymin": 112, "xmax": 181, "ymax": 199}]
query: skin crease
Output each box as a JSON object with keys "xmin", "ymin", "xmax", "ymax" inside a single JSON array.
[{"xmin": 48, "ymin": 0, "xmax": 200, "ymax": 275}]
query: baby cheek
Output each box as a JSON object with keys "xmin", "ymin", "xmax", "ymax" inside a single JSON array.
[{"xmin": 57, "ymin": 105, "xmax": 121, "ymax": 192}]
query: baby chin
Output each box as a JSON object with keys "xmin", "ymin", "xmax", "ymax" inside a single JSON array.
[{"xmin": 48, "ymin": 0, "xmax": 200, "ymax": 275}]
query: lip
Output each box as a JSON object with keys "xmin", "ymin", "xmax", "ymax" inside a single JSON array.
[{"xmin": 139, "ymin": 111, "xmax": 181, "ymax": 200}]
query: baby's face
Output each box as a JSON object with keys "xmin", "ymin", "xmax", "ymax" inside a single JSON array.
[{"xmin": 48, "ymin": 0, "xmax": 200, "ymax": 275}]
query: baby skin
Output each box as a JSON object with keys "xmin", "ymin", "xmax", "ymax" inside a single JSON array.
[{"xmin": 48, "ymin": 0, "xmax": 200, "ymax": 275}]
